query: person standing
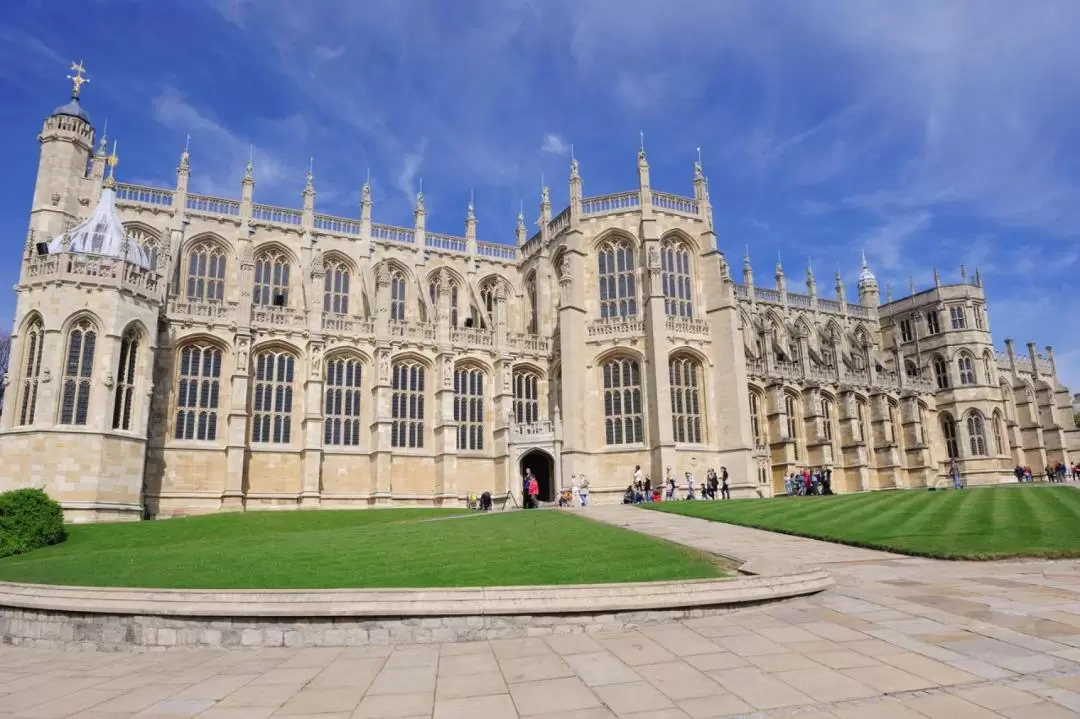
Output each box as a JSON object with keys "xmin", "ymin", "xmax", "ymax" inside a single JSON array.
[
  {"xmin": 950, "ymin": 460, "xmax": 963, "ymax": 490},
  {"xmin": 523, "ymin": 469, "xmax": 533, "ymax": 508},
  {"xmin": 720, "ymin": 466, "xmax": 730, "ymax": 500},
  {"xmin": 685, "ymin": 471, "xmax": 697, "ymax": 500},
  {"xmin": 571, "ymin": 475, "xmax": 580, "ymax": 507},
  {"xmin": 527, "ymin": 473, "xmax": 540, "ymax": 506},
  {"xmin": 579, "ymin": 476, "xmax": 590, "ymax": 506}
]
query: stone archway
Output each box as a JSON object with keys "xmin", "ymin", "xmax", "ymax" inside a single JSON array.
[{"xmin": 520, "ymin": 449, "xmax": 556, "ymax": 503}]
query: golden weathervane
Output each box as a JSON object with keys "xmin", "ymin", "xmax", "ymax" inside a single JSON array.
[{"xmin": 67, "ymin": 60, "xmax": 89, "ymax": 99}]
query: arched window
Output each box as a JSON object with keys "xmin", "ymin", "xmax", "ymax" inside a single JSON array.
[
  {"xmin": 126, "ymin": 227, "xmax": 159, "ymax": 270},
  {"xmin": 111, "ymin": 329, "xmax": 139, "ymax": 431},
  {"xmin": 957, "ymin": 354, "xmax": 976, "ymax": 385},
  {"xmin": 323, "ymin": 259, "xmax": 351, "ymax": 315},
  {"xmin": 391, "ymin": 360, "xmax": 425, "ymax": 448},
  {"xmin": 429, "ymin": 277, "xmax": 460, "ymax": 326},
  {"xmin": 785, "ymin": 394, "xmax": 801, "ymax": 461},
  {"xmin": 251, "ymin": 349, "xmax": 294, "ymax": 443},
  {"xmin": 904, "ymin": 360, "xmax": 919, "ymax": 378},
  {"xmin": 597, "ymin": 240, "xmax": 637, "ymax": 319},
  {"xmin": 888, "ymin": 401, "xmax": 902, "ymax": 448},
  {"xmin": 17, "ymin": 318, "xmax": 45, "ymax": 426},
  {"xmin": 669, "ymin": 356, "xmax": 703, "ymax": 444},
  {"xmin": 390, "ymin": 271, "xmax": 407, "ymax": 322},
  {"xmin": 933, "ymin": 356, "xmax": 949, "ymax": 389},
  {"xmin": 253, "ymin": 250, "xmax": 290, "ymax": 307},
  {"xmin": 967, "ymin": 412, "xmax": 987, "ymax": 456},
  {"xmin": 992, "ymin": 411, "xmax": 1005, "ymax": 455},
  {"xmin": 602, "ymin": 357, "xmax": 644, "ymax": 445},
  {"xmin": 941, "ymin": 414, "xmax": 959, "ymax": 459},
  {"xmin": 186, "ymin": 242, "xmax": 227, "ymax": 302},
  {"xmin": 324, "ymin": 356, "xmax": 362, "ymax": 446},
  {"xmin": 749, "ymin": 391, "xmax": 766, "ymax": 446},
  {"xmin": 821, "ymin": 396, "xmax": 835, "ymax": 443},
  {"xmin": 174, "ymin": 343, "xmax": 222, "ymax": 441},
  {"xmin": 479, "ymin": 280, "xmax": 497, "ymax": 329},
  {"xmin": 526, "ymin": 275, "xmax": 538, "ymax": 334},
  {"xmin": 454, "ymin": 367, "xmax": 485, "ymax": 451},
  {"xmin": 661, "ymin": 239, "xmax": 693, "ymax": 318},
  {"xmin": 59, "ymin": 318, "xmax": 96, "ymax": 425},
  {"xmin": 856, "ymin": 400, "xmax": 871, "ymax": 446},
  {"xmin": 513, "ymin": 370, "xmax": 540, "ymax": 425}
]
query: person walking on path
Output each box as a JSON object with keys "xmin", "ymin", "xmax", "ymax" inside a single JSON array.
[
  {"xmin": 950, "ymin": 460, "xmax": 963, "ymax": 490},
  {"xmin": 578, "ymin": 476, "xmax": 590, "ymax": 506},
  {"xmin": 720, "ymin": 466, "xmax": 731, "ymax": 500},
  {"xmin": 527, "ymin": 473, "xmax": 540, "ymax": 507},
  {"xmin": 685, "ymin": 472, "xmax": 697, "ymax": 500}
]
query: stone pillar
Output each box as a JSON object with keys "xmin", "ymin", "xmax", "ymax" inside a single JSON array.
[
  {"xmin": 641, "ymin": 202, "xmax": 675, "ymax": 481},
  {"xmin": 370, "ymin": 270, "xmax": 393, "ymax": 505},
  {"xmin": 556, "ymin": 233, "xmax": 588, "ymax": 481}
]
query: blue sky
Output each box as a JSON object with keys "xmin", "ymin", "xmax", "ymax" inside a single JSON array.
[{"xmin": 2, "ymin": 1, "xmax": 1080, "ymax": 386}]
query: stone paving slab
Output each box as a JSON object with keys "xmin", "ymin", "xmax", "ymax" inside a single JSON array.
[{"xmin": 4, "ymin": 506, "xmax": 1080, "ymax": 717}]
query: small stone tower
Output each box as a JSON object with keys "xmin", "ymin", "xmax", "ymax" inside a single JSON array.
[{"xmin": 0, "ymin": 65, "xmax": 164, "ymax": 522}]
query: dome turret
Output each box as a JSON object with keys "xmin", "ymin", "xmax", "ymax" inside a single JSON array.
[{"xmin": 47, "ymin": 186, "xmax": 150, "ymax": 268}]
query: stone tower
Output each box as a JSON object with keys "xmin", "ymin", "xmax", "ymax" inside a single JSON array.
[{"xmin": 0, "ymin": 66, "xmax": 164, "ymax": 522}]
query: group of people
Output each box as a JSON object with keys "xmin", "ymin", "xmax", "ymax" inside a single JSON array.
[
  {"xmin": 623, "ymin": 465, "xmax": 730, "ymax": 503},
  {"xmin": 784, "ymin": 467, "xmax": 834, "ymax": 496},
  {"xmin": 1013, "ymin": 461, "xmax": 1080, "ymax": 483}
]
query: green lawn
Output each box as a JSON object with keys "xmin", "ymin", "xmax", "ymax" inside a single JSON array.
[
  {"xmin": 0, "ymin": 508, "xmax": 724, "ymax": 589},
  {"xmin": 646, "ymin": 485, "xmax": 1080, "ymax": 560}
]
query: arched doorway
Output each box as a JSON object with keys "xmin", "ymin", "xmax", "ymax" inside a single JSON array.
[{"xmin": 520, "ymin": 449, "xmax": 555, "ymax": 503}]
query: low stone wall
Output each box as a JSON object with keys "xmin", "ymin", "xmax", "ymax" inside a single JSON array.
[{"xmin": 0, "ymin": 569, "xmax": 832, "ymax": 650}]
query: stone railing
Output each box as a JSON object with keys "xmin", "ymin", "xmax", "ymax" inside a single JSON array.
[
  {"xmin": 371, "ymin": 223, "xmax": 414, "ymax": 244},
  {"xmin": 806, "ymin": 364, "xmax": 835, "ymax": 383},
  {"xmin": 746, "ymin": 358, "xmax": 766, "ymax": 376},
  {"xmin": 734, "ymin": 284, "xmax": 871, "ymax": 318},
  {"xmin": 548, "ymin": 207, "xmax": 570, "ymax": 236},
  {"xmin": 665, "ymin": 316, "xmax": 710, "ymax": 339},
  {"xmin": 510, "ymin": 420, "xmax": 555, "ymax": 441},
  {"xmin": 450, "ymin": 326, "xmax": 495, "ymax": 348},
  {"xmin": 508, "ymin": 332, "xmax": 552, "ymax": 354},
  {"xmin": 186, "ymin": 194, "xmax": 240, "ymax": 218},
  {"xmin": 427, "ymin": 232, "xmax": 468, "ymax": 253},
  {"xmin": 251, "ymin": 305, "xmax": 306, "ymax": 329},
  {"xmin": 651, "ymin": 191, "xmax": 699, "ymax": 216},
  {"xmin": 774, "ymin": 360, "xmax": 802, "ymax": 381},
  {"xmin": 476, "ymin": 241, "xmax": 517, "ymax": 262},
  {"xmin": 389, "ymin": 320, "xmax": 437, "ymax": 342},
  {"xmin": 314, "ymin": 214, "xmax": 361, "ymax": 236},
  {"xmin": 582, "ymin": 191, "xmax": 641, "ymax": 216},
  {"xmin": 251, "ymin": 203, "xmax": 302, "ymax": 226},
  {"xmin": 587, "ymin": 316, "xmax": 645, "ymax": 339},
  {"xmin": 906, "ymin": 375, "xmax": 936, "ymax": 393},
  {"xmin": 321, "ymin": 314, "xmax": 374, "ymax": 335},
  {"xmin": 168, "ymin": 298, "xmax": 235, "ymax": 322},
  {"xmin": 113, "ymin": 183, "xmax": 174, "ymax": 209},
  {"xmin": 23, "ymin": 252, "xmax": 160, "ymax": 298}
]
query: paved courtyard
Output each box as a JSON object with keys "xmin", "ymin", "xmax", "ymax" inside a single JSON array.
[{"xmin": 5, "ymin": 507, "xmax": 1080, "ymax": 718}]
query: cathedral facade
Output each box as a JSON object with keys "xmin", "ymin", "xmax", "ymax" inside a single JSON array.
[{"xmin": 2, "ymin": 73, "xmax": 1077, "ymax": 522}]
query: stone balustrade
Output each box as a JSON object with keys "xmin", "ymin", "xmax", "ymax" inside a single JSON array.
[
  {"xmin": 169, "ymin": 298, "xmax": 235, "ymax": 323},
  {"xmin": 587, "ymin": 317, "xmax": 646, "ymax": 340},
  {"xmin": 251, "ymin": 305, "xmax": 306, "ymax": 329},
  {"xmin": 665, "ymin": 316, "xmax": 710, "ymax": 339},
  {"xmin": 745, "ymin": 356, "xmax": 934, "ymax": 396},
  {"xmin": 449, "ymin": 326, "xmax": 495, "ymax": 349},
  {"xmin": 321, "ymin": 314, "xmax": 375, "ymax": 336},
  {"xmin": 22, "ymin": 251, "xmax": 160, "ymax": 299}
]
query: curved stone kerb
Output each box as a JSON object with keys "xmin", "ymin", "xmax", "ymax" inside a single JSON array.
[{"xmin": 0, "ymin": 570, "xmax": 832, "ymax": 619}]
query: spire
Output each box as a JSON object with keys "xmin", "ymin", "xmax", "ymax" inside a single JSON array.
[
  {"xmin": 67, "ymin": 60, "xmax": 89, "ymax": 100},
  {"xmin": 467, "ymin": 188, "xmax": 475, "ymax": 221},
  {"xmin": 178, "ymin": 134, "xmax": 191, "ymax": 174},
  {"xmin": 104, "ymin": 140, "xmax": 119, "ymax": 188},
  {"xmin": 975, "ymin": 266, "xmax": 983, "ymax": 287},
  {"xmin": 806, "ymin": 258, "xmax": 816, "ymax": 295},
  {"xmin": 933, "ymin": 267, "xmax": 941, "ymax": 287},
  {"xmin": 858, "ymin": 249, "xmax": 876, "ymax": 285},
  {"xmin": 694, "ymin": 146, "xmax": 704, "ymax": 180},
  {"xmin": 835, "ymin": 269, "xmax": 846, "ymax": 303},
  {"xmin": 569, "ymin": 144, "xmax": 579, "ymax": 180},
  {"xmin": 909, "ymin": 276, "xmax": 916, "ymax": 296},
  {"xmin": 97, "ymin": 119, "xmax": 108, "ymax": 156},
  {"xmin": 304, "ymin": 156, "xmax": 315, "ymax": 195},
  {"xmin": 465, "ymin": 189, "xmax": 476, "ymax": 242},
  {"xmin": 743, "ymin": 245, "xmax": 754, "ymax": 287},
  {"xmin": 775, "ymin": 250, "xmax": 784, "ymax": 279},
  {"xmin": 516, "ymin": 200, "xmax": 527, "ymax": 246},
  {"xmin": 360, "ymin": 168, "xmax": 372, "ymax": 224},
  {"xmin": 959, "ymin": 263, "xmax": 967, "ymax": 283},
  {"xmin": 244, "ymin": 144, "xmax": 254, "ymax": 183},
  {"xmin": 414, "ymin": 181, "xmax": 426, "ymax": 231},
  {"xmin": 886, "ymin": 283, "xmax": 893, "ymax": 303}
]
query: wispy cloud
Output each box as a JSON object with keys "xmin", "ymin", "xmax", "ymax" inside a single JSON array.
[
  {"xmin": 539, "ymin": 133, "xmax": 569, "ymax": 157},
  {"xmin": 395, "ymin": 139, "xmax": 427, "ymax": 204},
  {"xmin": 858, "ymin": 211, "xmax": 932, "ymax": 272}
]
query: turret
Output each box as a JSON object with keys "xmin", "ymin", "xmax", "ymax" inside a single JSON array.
[
  {"xmin": 857, "ymin": 250, "xmax": 879, "ymax": 307},
  {"xmin": 31, "ymin": 61, "xmax": 97, "ymax": 242},
  {"xmin": 743, "ymin": 247, "xmax": 754, "ymax": 290},
  {"xmin": 515, "ymin": 202, "xmax": 527, "ymax": 246},
  {"xmin": 569, "ymin": 150, "xmax": 582, "ymax": 219},
  {"xmin": 835, "ymin": 270, "xmax": 847, "ymax": 305},
  {"xmin": 774, "ymin": 253, "xmax": 785, "ymax": 292},
  {"xmin": 806, "ymin": 260, "xmax": 817, "ymax": 297},
  {"xmin": 465, "ymin": 190, "xmax": 477, "ymax": 254}
]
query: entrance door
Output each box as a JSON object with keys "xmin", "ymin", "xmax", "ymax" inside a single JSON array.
[{"xmin": 519, "ymin": 449, "xmax": 555, "ymax": 503}]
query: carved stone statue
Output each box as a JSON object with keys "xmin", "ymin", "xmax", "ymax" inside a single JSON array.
[
  {"xmin": 443, "ymin": 356, "xmax": 453, "ymax": 388},
  {"xmin": 558, "ymin": 256, "xmax": 571, "ymax": 284},
  {"xmin": 311, "ymin": 249, "xmax": 325, "ymax": 277},
  {"xmin": 103, "ymin": 371, "xmax": 114, "ymax": 389},
  {"xmin": 311, "ymin": 345, "xmax": 323, "ymax": 376},
  {"xmin": 648, "ymin": 246, "xmax": 660, "ymax": 269},
  {"xmin": 236, "ymin": 337, "xmax": 249, "ymax": 368},
  {"xmin": 379, "ymin": 352, "xmax": 390, "ymax": 382},
  {"xmin": 375, "ymin": 265, "xmax": 391, "ymax": 287}
]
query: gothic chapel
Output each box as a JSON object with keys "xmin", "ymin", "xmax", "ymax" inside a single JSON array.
[{"xmin": 2, "ymin": 68, "xmax": 1076, "ymax": 521}]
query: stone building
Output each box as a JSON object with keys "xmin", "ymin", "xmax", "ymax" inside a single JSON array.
[{"xmin": 2, "ymin": 70, "xmax": 1077, "ymax": 522}]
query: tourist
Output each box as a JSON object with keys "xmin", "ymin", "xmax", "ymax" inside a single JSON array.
[
  {"xmin": 643, "ymin": 475, "xmax": 652, "ymax": 502},
  {"xmin": 527, "ymin": 473, "xmax": 540, "ymax": 507},
  {"xmin": 480, "ymin": 491, "xmax": 492, "ymax": 511},
  {"xmin": 784, "ymin": 474, "xmax": 793, "ymax": 496},
  {"xmin": 685, "ymin": 471, "xmax": 697, "ymax": 500},
  {"xmin": 1014, "ymin": 465, "xmax": 1025, "ymax": 483},
  {"xmin": 720, "ymin": 467, "xmax": 731, "ymax": 500},
  {"xmin": 822, "ymin": 468, "xmax": 833, "ymax": 495},
  {"xmin": 1045, "ymin": 465, "xmax": 1054, "ymax": 483},
  {"xmin": 571, "ymin": 475, "xmax": 580, "ymax": 506},
  {"xmin": 705, "ymin": 468, "xmax": 717, "ymax": 500},
  {"xmin": 523, "ymin": 469, "xmax": 533, "ymax": 508},
  {"xmin": 950, "ymin": 460, "xmax": 963, "ymax": 490},
  {"xmin": 1057, "ymin": 462, "xmax": 1068, "ymax": 483},
  {"xmin": 579, "ymin": 476, "xmax": 590, "ymax": 506}
]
